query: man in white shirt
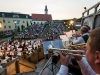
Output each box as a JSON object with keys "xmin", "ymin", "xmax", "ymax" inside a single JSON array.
[
  {"xmin": 68, "ymin": 26, "xmax": 89, "ymax": 75},
  {"xmin": 57, "ymin": 27, "xmax": 100, "ymax": 75},
  {"xmin": 72, "ymin": 26, "xmax": 89, "ymax": 44}
]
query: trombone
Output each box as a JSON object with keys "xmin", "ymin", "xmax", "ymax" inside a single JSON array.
[{"xmin": 47, "ymin": 47, "xmax": 86, "ymax": 57}]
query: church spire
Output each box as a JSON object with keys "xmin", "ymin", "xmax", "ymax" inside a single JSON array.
[{"xmin": 44, "ymin": 5, "xmax": 48, "ymax": 14}]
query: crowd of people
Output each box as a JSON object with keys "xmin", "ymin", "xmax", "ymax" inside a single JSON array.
[
  {"xmin": 15, "ymin": 24, "xmax": 45, "ymax": 39},
  {"xmin": 0, "ymin": 39, "xmax": 42, "ymax": 65},
  {"xmin": 45, "ymin": 23, "xmax": 65, "ymax": 41},
  {"xmin": 1, "ymin": 22, "xmax": 99, "ymax": 75},
  {"xmin": 0, "ymin": 30, "xmax": 16, "ymax": 38},
  {"xmin": 14, "ymin": 23, "xmax": 66, "ymax": 41}
]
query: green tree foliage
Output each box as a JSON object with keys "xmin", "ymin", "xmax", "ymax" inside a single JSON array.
[
  {"xmin": 73, "ymin": 26, "xmax": 78, "ymax": 31},
  {"xmin": 31, "ymin": 22, "xmax": 32, "ymax": 25},
  {"xmin": 17, "ymin": 26, "xmax": 20, "ymax": 32},
  {"xmin": 27, "ymin": 22, "xmax": 29, "ymax": 27},
  {"xmin": 21, "ymin": 25, "xmax": 24, "ymax": 30},
  {"xmin": 76, "ymin": 18, "xmax": 82, "ymax": 22},
  {"xmin": 66, "ymin": 27, "xmax": 70, "ymax": 32}
]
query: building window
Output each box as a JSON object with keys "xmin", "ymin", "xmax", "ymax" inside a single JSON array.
[
  {"xmin": 17, "ymin": 15, "xmax": 19, "ymax": 18},
  {"xmin": 8, "ymin": 26, "xmax": 11, "ymax": 28},
  {"xmin": 26, "ymin": 21, "xmax": 28, "ymax": 23},
  {"xmin": 23, "ymin": 26, "xmax": 25, "ymax": 28},
  {"xmin": 13, "ymin": 20, "xmax": 15, "ymax": 22},
  {"xmin": 13, "ymin": 15, "xmax": 16, "ymax": 18},
  {"xmin": 26, "ymin": 16, "xmax": 28, "ymax": 18},
  {"xmin": 17, "ymin": 20, "xmax": 20, "ymax": 24},
  {"xmin": 13, "ymin": 15, "xmax": 19, "ymax": 18},
  {"xmin": 23, "ymin": 21, "xmax": 25, "ymax": 23},
  {"xmin": 4, "ymin": 26, "xmax": 6, "ymax": 29},
  {"xmin": 3, "ymin": 20, "xmax": 5, "ymax": 23},
  {"xmin": 30, "ymin": 21, "xmax": 32, "ymax": 24},
  {"xmin": 8, "ymin": 20, "xmax": 10, "ymax": 23},
  {"xmin": 2, "ymin": 14, "xmax": 5, "ymax": 17},
  {"xmin": 15, "ymin": 26, "xmax": 17, "ymax": 28},
  {"xmin": 41, "ymin": 22, "xmax": 42, "ymax": 24}
]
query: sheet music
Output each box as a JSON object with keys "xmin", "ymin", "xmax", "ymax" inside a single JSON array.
[
  {"xmin": 60, "ymin": 35, "xmax": 69, "ymax": 42},
  {"xmin": 42, "ymin": 40, "xmax": 63, "ymax": 54}
]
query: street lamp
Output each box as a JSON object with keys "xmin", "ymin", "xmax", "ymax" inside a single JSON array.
[
  {"xmin": 64, "ymin": 22, "xmax": 66, "ymax": 24},
  {"xmin": 69, "ymin": 20, "xmax": 74, "ymax": 33},
  {"xmin": 68, "ymin": 27, "xmax": 70, "ymax": 29},
  {"xmin": 70, "ymin": 20, "xmax": 74, "ymax": 25}
]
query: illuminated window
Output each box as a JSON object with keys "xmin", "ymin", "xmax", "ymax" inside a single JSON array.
[{"xmin": 0, "ymin": 22, "xmax": 2, "ymax": 28}]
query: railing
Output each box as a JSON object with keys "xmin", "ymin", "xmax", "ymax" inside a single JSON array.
[
  {"xmin": 2, "ymin": 58, "xmax": 19, "ymax": 68},
  {"xmin": 82, "ymin": 2, "xmax": 100, "ymax": 17},
  {"xmin": 1, "ymin": 57, "xmax": 36, "ymax": 75},
  {"xmin": 0, "ymin": 58, "xmax": 18, "ymax": 75},
  {"xmin": 82, "ymin": 2, "xmax": 100, "ymax": 29}
]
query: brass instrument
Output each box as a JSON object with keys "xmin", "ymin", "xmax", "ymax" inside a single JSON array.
[
  {"xmin": 69, "ymin": 43, "xmax": 86, "ymax": 49},
  {"xmin": 47, "ymin": 44, "xmax": 86, "ymax": 57}
]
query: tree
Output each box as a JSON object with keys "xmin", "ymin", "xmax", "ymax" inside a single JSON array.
[
  {"xmin": 66, "ymin": 27, "xmax": 70, "ymax": 32},
  {"xmin": 73, "ymin": 26, "xmax": 78, "ymax": 31},
  {"xmin": 34, "ymin": 22, "xmax": 35, "ymax": 24},
  {"xmin": 31, "ymin": 22, "xmax": 32, "ymax": 25},
  {"xmin": 76, "ymin": 18, "xmax": 82, "ymax": 22},
  {"xmin": 17, "ymin": 26, "xmax": 20, "ymax": 32},
  {"xmin": 27, "ymin": 22, "xmax": 29, "ymax": 27},
  {"xmin": 21, "ymin": 25, "xmax": 24, "ymax": 31}
]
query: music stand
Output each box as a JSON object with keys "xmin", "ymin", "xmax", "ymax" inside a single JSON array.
[{"xmin": 39, "ymin": 49, "xmax": 60, "ymax": 75}]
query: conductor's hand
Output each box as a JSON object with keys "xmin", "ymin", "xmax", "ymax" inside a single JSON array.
[{"xmin": 59, "ymin": 52, "xmax": 71, "ymax": 67}]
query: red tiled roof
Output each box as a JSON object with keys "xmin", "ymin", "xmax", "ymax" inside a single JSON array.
[{"xmin": 31, "ymin": 14, "xmax": 52, "ymax": 22}]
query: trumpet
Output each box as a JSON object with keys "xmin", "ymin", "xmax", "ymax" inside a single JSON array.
[
  {"xmin": 69, "ymin": 43, "xmax": 86, "ymax": 49},
  {"xmin": 70, "ymin": 43, "xmax": 86, "ymax": 47},
  {"xmin": 47, "ymin": 45, "xmax": 86, "ymax": 57}
]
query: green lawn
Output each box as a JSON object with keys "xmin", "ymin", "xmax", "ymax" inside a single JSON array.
[{"xmin": 0, "ymin": 37, "xmax": 8, "ymax": 40}]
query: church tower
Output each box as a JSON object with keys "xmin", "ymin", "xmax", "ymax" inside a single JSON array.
[{"xmin": 44, "ymin": 5, "xmax": 48, "ymax": 14}]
